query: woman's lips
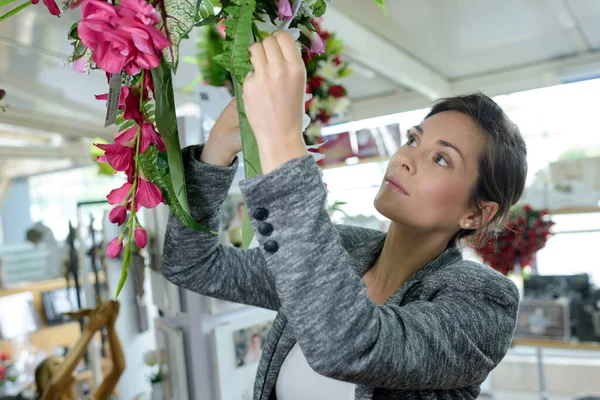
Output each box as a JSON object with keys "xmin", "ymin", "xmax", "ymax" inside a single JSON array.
[{"xmin": 385, "ymin": 175, "xmax": 410, "ymax": 196}]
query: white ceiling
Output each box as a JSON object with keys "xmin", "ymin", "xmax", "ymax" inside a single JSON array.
[{"xmin": 2, "ymin": 0, "xmax": 600, "ymax": 174}]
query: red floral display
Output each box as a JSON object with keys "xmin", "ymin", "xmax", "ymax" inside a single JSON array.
[{"xmin": 473, "ymin": 205, "xmax": 555, "ymax": 275}]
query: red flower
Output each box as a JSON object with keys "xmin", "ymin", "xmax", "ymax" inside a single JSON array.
[
  {"xmin": 115, "ymin": 123, "xmax": 166, "ymax": 153},
  {"xmin": 317, "ymin": 111, "xmax": 331, "ymax": 125},
  {"xmin": 109, "ymin": 206, "xmax": 127, "ymax": 226},
  {"xmin": 332, "ymin": 56, "xmax": 343, "ymax": 66},
  {"xmin": 0, "ymin": 353, "xmax": 9, "ymax": 362},
  {"xmin": 107, "ymin": 182, "xmax": 132, "ymax": 205},
  {"xmin": 107, "ymin": 235, "xmax": 124, "ymax": 258},
  {"xmin": 95, "ymin": 143, "xmax": 135, "ymax": 178},
  {"xmin": 329, "ymin": 85, "xmax": 346, "ymax": 98},
  {"xmin": 95, "ymin": 86, "xmax": 130, "ymax": 110},
  {"xmin": 135, "ymin": 227, "xmax": 148, "ymax": 248},
  {"xmin": 31, "ymin": 0, "xmax": 61, "ymax": 17},
  {"xmin": 522, "ymin": 204, "xmax": 532, "ymax": 213},
  {"xmin": 305, "ymin": 98, "xmax": 313, "ymax": 113},
  {"xmin": 135, "ymin": 177, "xmax": 162, "ymax": 209},
  {"xmin": 309, "ymin": 76, "xmax": 324, "ymax": 91},
  {"xmin": 123, "ymin": 90, "xmax": 143, "ymax": 123}
]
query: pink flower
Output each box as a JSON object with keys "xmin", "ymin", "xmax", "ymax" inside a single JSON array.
[
  {"xmin": 299, "ymin": 25, "xmax": 325, "ymax": 55},
  {"xmin": 109, "ymin": 205, "xmax": 127, "ymax": 226},
  {"xmin": 135, "ymin": 177, "xmax": 162, "ymax": 209},
  {"xmin": 107, "ymin": 235, "xmax": 124, "ymax": 258},
  {"xmin": 31, "ymin": 0, "xmax": 61, "ymax": 17},
  {"xmin": 118, "ymin": 0, "xmax": 160, "ymax": 26},
  {"xmin": 95, "ymin": 143, "xmax": 135, "ymax": 178},
  {"xmin": 107, "ymin": 182, "xmax": 132, "ymax": 205},
  {"xmin": 73, "ymin": 53, "xmax": 89, "ymax": 73},
  {"xmin": 123, "ymin": 90, "xmax": 142, "ymax": 123},
  {"xmin": 115, "ymin": 122, "xmax": 165, "ymax": 153},
  {"xmin": 77, "ymin": 0, "xmax": 170, "ymax": 76},
  {"xmin": 276, "ymin": 0, "xmax": 293, "ymax": 20},
  {"xmin": 135, "ymin": 227, "xmax": 148, "ymax": 248},
  {"xmin": 95, "ymin": 86, "xmax": 130, "ymax": 110}
]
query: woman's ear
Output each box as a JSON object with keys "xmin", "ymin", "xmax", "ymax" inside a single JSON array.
[{"xmin": 460, "ymin": 201, "xmax": 499, "ymax": 230}]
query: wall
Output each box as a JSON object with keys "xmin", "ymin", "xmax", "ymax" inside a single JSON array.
[{"xmin": 1, "ymin": 178, "xmax": 31, "ymax": 245}]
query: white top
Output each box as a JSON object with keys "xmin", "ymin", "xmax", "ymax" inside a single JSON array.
[{"xmin": 275, "ymin": 343, "xmax": 356, "ymax": 400}]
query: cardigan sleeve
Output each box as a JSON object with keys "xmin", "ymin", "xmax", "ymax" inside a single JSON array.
[
  {"xmin": 238, "ymin": 154, "xmax": 520, "ymax": 390},
  {"xmin": 160, "ymin": 144, "xmax": 280, "ymax": 311}
]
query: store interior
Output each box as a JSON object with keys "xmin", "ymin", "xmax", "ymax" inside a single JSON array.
[{"xmin": 1, "ymin": 0, "xmax": 600, "ymax": 399}]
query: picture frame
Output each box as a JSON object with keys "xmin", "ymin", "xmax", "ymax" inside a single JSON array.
[
  {"xmin": 211, "ymin": 309, "xmax": 277, "ymax": 400},
  {"xmin": 514, "ymin": 298, "xmax": 571, "ymax": 341},
  {"xmin": 153, "ymin": 317, "xmax": 189, "ymax": 400}
]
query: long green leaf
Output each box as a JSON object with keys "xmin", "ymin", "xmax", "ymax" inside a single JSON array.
[
  {"xmin": 371, "ymin": 0, "xmax": 387, "ymax": 15},
  {"xmin": 232, "ymin": 77, "xmax": 261, "ymax": 249},
  {"xmin": 115, "ymin": 239, "xmax": 132, "ymax": 297},
  {"xmin": 0, "ymin": 0, "xmax": 31, "ymax": 22},
  {"xmin": 151, "ymin": 60, "xmax": 191, "ymax": 214},
  {"xmin": 158, "ymin": 0, "xmax": 212, "ymax": 70},
  {"xmin": 0, "ymin": 0, "xmax": 18, "ymax": 6},
  {"xmin": 139, "ymin": 146, "xmax": 215, "ymax": 233},
  {"xmin": 212, "ymin": 0, "xmax": 255, "ymax": 83}
]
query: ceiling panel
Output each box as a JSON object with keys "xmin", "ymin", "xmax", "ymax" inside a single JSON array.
[
  {"xmin": 567, "ymin": 0, "xmax": 600, "ymax": 50},
  {"xmin": 333, "ymin": 0, "xmax": 580, "ymax": 79}
]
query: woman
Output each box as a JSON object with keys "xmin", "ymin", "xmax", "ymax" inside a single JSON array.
[{"xmin": 162, "ymin": 31, "xmax": 527, "ymax": 399}]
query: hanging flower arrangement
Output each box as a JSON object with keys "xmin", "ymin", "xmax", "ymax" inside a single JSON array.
[
  {"xmin": 0, "ymin": 0, "xmax": 386, "ymax": 296},
  {"xmin": 195, "ymin": 14, "xmax": 353, "ymax": 148},
  {"xmin": 473, "ymin": 204, "xmax": 555, "ymax": 275}
]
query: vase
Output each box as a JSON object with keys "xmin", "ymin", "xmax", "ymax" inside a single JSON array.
[{"xmin": 151, "ymin": 382, "xmax": 164, "ymax": 400}]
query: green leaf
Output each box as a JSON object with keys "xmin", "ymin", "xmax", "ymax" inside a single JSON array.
[
  {"xmin": 151, "ymin": 59, "xmax": 191, "ymax": 213},
  {"xmin": 0, "ymin": 0, "xmax": 31, "ymax": 22},
  {"xmin": 115, "ymin": 239, "xmax": 132, "ymax": 298},
  {"xmin": 139, "ymin": 146, "xmax": 214, "ymax": 233},
  {"xmin": 213, "ymin": 0, "xmax": 256, "ymax": 83},
  {"xmin": 72, "ymin": 41, "xmax": 87, "ymax": 60},
  {"xmin": 181, "ymin": 56, "xmax": 200, "ymax": 64},
  {"xmin": 0, "ymin": 0, "xmax": 18, "ymax": 6},
  {"xmin": 371, "ymin": 0, "xmax": 387, "ymax": 15},
  {"xmin": 232, "ymin": 76, "xmax": 261, "ymax": 249},
  {"xmin": 313, "ymin": 0, "xmax": 326, "ymax": 17},
  {"xmin": 183, "ymin": 75, "xmax": 204, "ymax": 93},
  {"xmin": 158, "ymin": 0, "xmax": 209, "ymax": 70},
  {"xmin": 68, "ymin": 22, "xmax": 79, "ymax": 40}
]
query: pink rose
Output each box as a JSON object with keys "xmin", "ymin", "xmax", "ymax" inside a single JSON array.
[{"xmin": 78, "ymin": 0, "xmax": 170, "ymax": 75}]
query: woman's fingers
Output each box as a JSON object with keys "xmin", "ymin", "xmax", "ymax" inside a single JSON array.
[
  {"xmin": 262, "ymin": 36, "xmax": 286, "ymax": 67},
  {"xmin": 249, "ymin": 42, "xmax": 267, "ymax": 72},
  {"xmin": 273, "ymin": 30, "xmax": 302, "ymax": 64}
]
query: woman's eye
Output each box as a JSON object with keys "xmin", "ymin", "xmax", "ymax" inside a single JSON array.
[
  {"xmin": 405, "ymin": 134, "xmax": 417, "ymax": 147},
  {"xmin": 434, "ymin": 153, "xmax": 449, "ymax": 167}
]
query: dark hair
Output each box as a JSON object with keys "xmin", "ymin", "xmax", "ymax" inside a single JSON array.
[
  {"xmin": 26, "ymin": 228, "xmax": 43, "ymax": 244},
  {"xmin": 424, "ymin": 92, "xmax": 527, "ymax": 244}
]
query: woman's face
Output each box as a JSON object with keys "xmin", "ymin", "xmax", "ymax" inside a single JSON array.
[{"xmin": 374, "ymin": 111, "xmax": 487, "ymax": 235}]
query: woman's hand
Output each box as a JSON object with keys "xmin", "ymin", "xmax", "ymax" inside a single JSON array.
[
  {"xmin": 243, "ymin": 31, "xmax": 307, "ymax": 174},
  {"xmin": 201, "ymin": 98, "xmax": 242, "ymax": 167}
]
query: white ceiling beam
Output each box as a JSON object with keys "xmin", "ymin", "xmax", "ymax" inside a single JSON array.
[
  {"xmin": 0, "ymin": 144, "xmax": 92, "ymax": 159},
  {"xmin": 1, "ymin": 108, "xmax": 115, "ymax": 141},
  {"xmin": 321, "ymin": 6, "xmax": 451, "ymax": 101},
  {"xmin": 350, "ymin": 51, "xmax": 600, "ymax": 119},
  {"xmin": 546, "ymin": 0, "xmax": 589, "ymax": 54},
  {"xmin": 0, "ymin": 75, "xmax": 104, "ymax": 122}
]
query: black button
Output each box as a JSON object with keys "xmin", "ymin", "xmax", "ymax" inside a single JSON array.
[
  {"xmin": 264, "ymin": 240, "xmax": 279, "ymax": 253},
  {"xmin": 253, "ymin": 207, "xmax": 269, "ymax": 221},
  {"xmin": 258, "ymin": 222, "xmax": 273, "ymax": 236}
]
